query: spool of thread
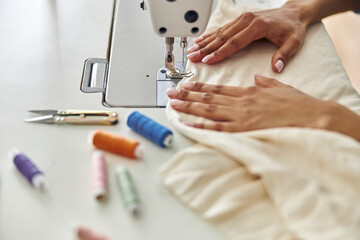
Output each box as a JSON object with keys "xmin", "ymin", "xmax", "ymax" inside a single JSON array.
[
  {"xmin": 89, "ymin": 130, "xmax": 143, "ymax": 159},
  {"xmin": 115, "ymin": 165, "xmax": 141, "ymax": 216},
  {"xmin": 8, "ymin": 148, "xmax": 47, "ymax": 191},
  {"xmin": 91, "ymin": 151, "xmax": 108, "ymax": 200},
  {"xmin": 126, "ymin": 111, "xmax": 173, "ymax": 148},
  {"xmin": 74, "ymin": 224, "xmax": 114, "ymax": 240}
]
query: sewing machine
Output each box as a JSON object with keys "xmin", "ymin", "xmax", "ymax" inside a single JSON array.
[
  {"xmin": 80, "ymin": 0, "xmax": 289, "ymax": 107},
  {"xmin": 81, "ymin": 0, "xmax": 213, "ymax": 107}
]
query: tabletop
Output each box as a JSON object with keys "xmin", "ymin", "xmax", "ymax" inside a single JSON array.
[
  {"xmin": 0, "ymin": 0, "xmax": 226, "ymax": 239},
  {"xmin": 0, "ymin": 0, "xmax": 287, "ymax": 239}
]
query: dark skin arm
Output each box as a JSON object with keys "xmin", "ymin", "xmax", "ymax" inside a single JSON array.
[
  {"xmin": 187, "ymin": 0, "xmax": 360, "ymax": 72},
  {"xmin": 172, "ymin": 0, "xmax": 360, "ymax": 142},
  {"xmin": 166, "ymin": 75, "xmax": 360, "ymax": 142}
]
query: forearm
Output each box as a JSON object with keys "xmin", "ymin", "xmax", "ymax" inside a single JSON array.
[{"xmin": 283, "ymin": 0, "xmax": 360, "ymax": 26}]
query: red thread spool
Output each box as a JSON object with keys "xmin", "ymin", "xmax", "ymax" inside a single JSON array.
[
  {"xmin": 89, "ymin": 130, "xmax": 143, "ymax": 159},
  {"xmin": 77, "ymin": 225, "xmax": 113, "ymax": 240}
]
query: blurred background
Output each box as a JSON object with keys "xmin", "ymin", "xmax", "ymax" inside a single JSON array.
[{"xmin": 324, "ymin": 12, "xmax": 360, "ymax": 93}]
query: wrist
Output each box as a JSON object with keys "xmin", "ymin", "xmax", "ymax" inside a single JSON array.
[
  {"xmin": 317, "ymin": 101, "xmax": 360, "ymax": 142},
  {"xmin": 282, "ymin": 1, "xmax": 315, "ymax": 27}
]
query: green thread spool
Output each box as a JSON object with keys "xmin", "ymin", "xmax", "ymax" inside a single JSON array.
[{"xmin": 115, "ymin": 165, "xmax": 141, "ymax": 216}]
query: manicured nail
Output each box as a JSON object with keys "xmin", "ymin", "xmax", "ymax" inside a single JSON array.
[
  {"xmin": 187, "ymin": 51, "xmax": 200, "ymax": 58},
  {"xmin": 183, "ymin": 122, "xmax": 195, "ymax": 127},
  {"xmin": 193, "ymin": 36, "xmax": 204, "ymax": 43},
  {"xmin": 275, "ymin": 60, "xmax": 284, "ymax": 73},
  {"xmin": 255, "ymin": 73, "xmax": 265, "ymax": 77},
  {"xmin": 202, "ymin": 54, "xmax": 213, "ymax": 63},
  {"xmin": 166, "ymin": 88, "xmax": 179, "ymax": 97},
  {"xmin": 171, "ymin": 99, "xmax": 184, "ymax": 108},
  {"xmin": 187, "ymin": 44, "xmax": 199, "ymax": 53},
  {"xmin": 181, "ymin": 80, "xmax": 195, "ymax": 89}
]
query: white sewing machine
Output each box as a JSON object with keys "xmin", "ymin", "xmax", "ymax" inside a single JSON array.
[
  {"xmin": 80, "ymin": 0, "xmax": 286, "ymax": 107},
  {"xmin": 81, "ymin": 0, "xmax": 213, "ymax": 107}
]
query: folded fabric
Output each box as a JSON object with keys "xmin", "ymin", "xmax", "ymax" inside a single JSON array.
[{"xmin": 159, "ymin": 0, "xmax": 360, "ymax": 239}]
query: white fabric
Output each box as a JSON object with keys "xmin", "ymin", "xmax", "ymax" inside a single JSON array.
[{"xmin": 159, "ymin": 0, "xmax": 360, "ymax": 239}]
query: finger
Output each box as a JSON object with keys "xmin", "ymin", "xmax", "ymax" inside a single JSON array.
[
  {"xmin": 188, "ymin": 34, "xmax": 217, "ymax": 54},
  {"xmin": 198, "ymin": 16, "xmax": 243, "ymax": 43},
  {"xmin": 166, "ymin": 88, "xmax": 238, "ymax": 106},
  {"xmin": 181, "ymin": 81, "xmax": 246, "ymax": 97},
  {"xmin": 254, "ymin": 74, "xmax": 291, "ymax": 88},
  {"xmin": 185, "ymin": 118, "xmax": 279, "ymax": 133},
  {"xmin": 183, "ymin": 121, "xmax": 240, "ymax": 132},
  {"xmin": 202, "ymin": 23, "xmax": 266, "ymax": 64},
  {"xmin": 187, "ymin": 25, "xmax": 238, "ymax": 62},
  {"xmin": 188, "ymin": 22, "xmax": 236, "ymax": 54},
  {"xmin": 271, "ymin": 35, "xmax": 303, "ymax": 73},
  {"xmin": 193, "ymin": 36, "xmax": 205, "ymax": 44},
  {"xmin": 188, "ymin": 15, "xmax": 254, "ymax": 62},
  {"xmin": 170, "ymin": 99, "xmax": 235, "ymax": 121}
]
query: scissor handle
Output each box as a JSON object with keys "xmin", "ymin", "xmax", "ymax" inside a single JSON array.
[{"xmin": 56, "ymin": 110, "xmax": 119, "ymax": 125}]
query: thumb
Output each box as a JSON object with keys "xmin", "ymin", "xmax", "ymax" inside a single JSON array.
[
  {"xmin": 254, "ymin": 74, "xmax": 291, "ymax": 88},
  {"xmin": 271, "ymin": 35, "xmax": 302, "ymax": 73}
]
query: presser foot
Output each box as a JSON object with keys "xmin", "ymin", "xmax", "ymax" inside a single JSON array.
[
  {"xmin": 166, "ymin": 69, "xmax": 194, "ymax": 79},
  {"xmin": 156, "ymin": 62, "xmax": 193, "ymax": 107}
]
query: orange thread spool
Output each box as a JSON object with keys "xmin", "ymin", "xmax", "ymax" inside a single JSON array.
[{"xmin": 90, "ymin": 130, "xmax": 143, "ymax": 159}]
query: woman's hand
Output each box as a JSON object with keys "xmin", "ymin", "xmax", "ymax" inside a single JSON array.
[
  {"xmin": 166, "ymin": 75, "xmax": 360, "ymax": 142},
  {"xmin": 187, "ymin": 0, "xmax": 360, "ymax": 72},
  {"xmin": 187, "ymin": 3, "xmax": 308, "ymax": 73}
]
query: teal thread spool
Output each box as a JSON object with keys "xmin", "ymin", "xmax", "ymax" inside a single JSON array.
[{"xmin": 115, "ymin": 165, "xmax": 141, "ymax": 216}]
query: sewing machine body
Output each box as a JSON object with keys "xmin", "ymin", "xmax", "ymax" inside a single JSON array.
[{"xmin": 145, "ymin": 0, "xmax": 213, "ymax": 38}]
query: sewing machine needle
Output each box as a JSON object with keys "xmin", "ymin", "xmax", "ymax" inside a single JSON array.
[
  {"xmin": 182, "ymin": 48, "xmax": 185, "ymax": 68},
  {"xmin": 180, "ymin": 37, "xmax": 188, "ymax": 70}
]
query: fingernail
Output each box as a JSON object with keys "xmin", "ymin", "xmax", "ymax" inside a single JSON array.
[
  {"xmin": 166, "ymin": 88, "xmax": 179, "ymax": 97},
  {"xmin": 183, "ymin": 122, "xmax": 195, "ymax": 127},
  {"xmin": 193, "ymin": 36, "xmax": 204, "ymax": 43},
  {"xmin": 275, "ymin": 60, "xmax": 284, "ymax": 73},
  {"xmin": 202, "ymin": 54, "xmax": 213, "ymax": 63},
  {"xmin": 171, "ymin": 99, "xmax": 184, "ymax": 108},
  {"xmin": 181, "ymin": 80, "xmax": 195, "ymax": 89},
  {"xmin": 187, "ymin": 51, "xmax": 200, "ymax": 58},
  {"xmin": 255, "ymin": 73, "xmax": 265, "ymax": 77},
  {"xmin": 188, "ymin": 44, "xmax": 199, "ymax": 53}
]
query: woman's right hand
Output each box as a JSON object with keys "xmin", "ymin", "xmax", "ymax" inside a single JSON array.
[
  {"xmin": 166, "ymin": 75, "xmax": 360, "ymax": 142},
  {"xmin": 187, "ymin": 2, "xmax": 310, "ymax": 73}
]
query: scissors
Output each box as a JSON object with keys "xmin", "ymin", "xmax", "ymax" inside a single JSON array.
[{"xmin": 25, "ymin": 110, "xmax": 119, "ymax": 125}]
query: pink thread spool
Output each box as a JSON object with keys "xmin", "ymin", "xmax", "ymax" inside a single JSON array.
[
  {"xmin": 92, "ymin": 151, "xmax": 108, "ymax": 200},
  {"xmin": 76, "ymin": 225, "xmax": 113, "ymax": 240}
]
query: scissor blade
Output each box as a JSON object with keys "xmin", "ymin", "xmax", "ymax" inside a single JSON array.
[
  {"xmin": 28, "ymin": 110, "xmax": 58, "ymax": 115},
  {"xmin": 24, "ymin": 115, "xmax": 56, "ymax": 123}
]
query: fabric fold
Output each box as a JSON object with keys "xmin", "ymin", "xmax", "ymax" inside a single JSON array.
[{"xmin": 159, "ymin": 0, "xmax": 360, "ymax": 239}]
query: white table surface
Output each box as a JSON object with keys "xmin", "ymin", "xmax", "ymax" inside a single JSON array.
[
  {"xmin": 0, "ymin": 0, "xmax": 290, "ymax": 239},
  {"xmin": 0, "ymin": 0, "xmax": 226, "ymax": 239}
]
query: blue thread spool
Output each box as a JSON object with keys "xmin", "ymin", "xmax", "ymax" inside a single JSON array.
[
  {"xmin": 9, "ymin": 148, "xmax": 47, "ymax": 191},
  {"xmin": 126, "ymin": 111, "xmax": 173, "ymax": 148}
]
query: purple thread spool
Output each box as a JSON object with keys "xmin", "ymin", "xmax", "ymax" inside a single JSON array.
[{"xmin": 9, "ymin": 148, "xmax": 47, "ymax": 191}]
